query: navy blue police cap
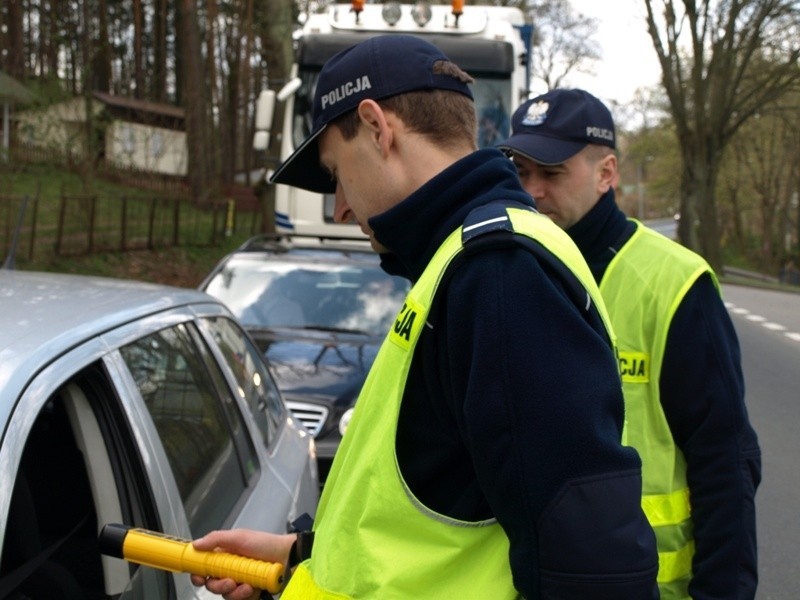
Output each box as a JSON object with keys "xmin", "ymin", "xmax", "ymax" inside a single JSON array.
[
  {"xmin": 499, "ymin": 88, "xmax": 615, "ymax": 165},
  {"xmin": 269, "ymin": 34, "xmax": 474, "ymax": 194}
]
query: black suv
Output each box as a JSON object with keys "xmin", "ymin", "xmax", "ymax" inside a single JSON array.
[{"xmin": 200, "ymin": 234, "xmax": 410, "ymax": 484}]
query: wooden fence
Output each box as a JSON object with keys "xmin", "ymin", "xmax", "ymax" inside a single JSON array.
[{"xmin": 1, "ymin": 190, "xmax": 261, "ymax": 266}]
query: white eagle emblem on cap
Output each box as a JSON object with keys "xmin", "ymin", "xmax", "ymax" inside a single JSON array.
[{"xmin": 521, "ymin": 101, "xmax": 549, "ymax": 126}]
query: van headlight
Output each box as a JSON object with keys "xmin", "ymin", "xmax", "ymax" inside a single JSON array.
[
  {"xmin": 382, "ymin": 1, "xmax": 402, "ymax": 25},
  {"xmin": 411, "ymin": 0, "xmax": 432, "ymax": 26}
]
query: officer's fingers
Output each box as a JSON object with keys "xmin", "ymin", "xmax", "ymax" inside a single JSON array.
[
  {"xmin": 192, "ymin": 528, "xmax": 287, "ymax": 564},
  {"xmin": 200, "ymin": 576, "xmax": 258, "ymax": 599},
  {"xmin": 219, "ymin": 582, "xmax": 260, "ymax": 600},
  {"xmin": 193, "ymin": 529, "xmax": 242, "ymax": 553},
  {"xmin": 223, "ymin": 588, "xmax": 261, "ymax": 600}
]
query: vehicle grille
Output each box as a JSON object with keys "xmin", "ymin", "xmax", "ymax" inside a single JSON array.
[{"xmin": 285, "ymin": 401, "xmax": 329, "ymax": 438}]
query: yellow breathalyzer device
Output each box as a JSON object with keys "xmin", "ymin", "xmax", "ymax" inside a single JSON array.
[{"xmin": 98, "ymin": 523, "xmax": 285, "ymax": 594}]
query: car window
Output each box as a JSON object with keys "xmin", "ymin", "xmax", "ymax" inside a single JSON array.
[
  {"xmin": 204, "ymin": 256, "xmax": 409, "ymax": 335},
  {"xmin": 201, "ymin": 316, "xmax": 287, "ymax": 447},
  {"xmin": 119, "ymin": 322, "xmax": 257, "ymax": 536},
  {"xmin": 1, "ymin": 364, "xmax": 172, "ymax": 599}
]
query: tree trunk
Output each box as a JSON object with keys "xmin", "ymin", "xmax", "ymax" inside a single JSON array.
[
  {"xmin": 697, "ymin": 168, "xmax": 722, "ymax": 271},
  {"xmin": 678, "ymin": 172, "xmax": 700, "ymax": 256},
  {"xmin": 678, "ymin": 147, "xmax": 723, "ymax": 272},
  {"xmin": 68, "ymin": 12, "xmax": 79, "ymax": 94},
  {"xmin": 153, "ymin": 0, "xmax": 168, "ymax": 102},
  {"xmin": 259, "ymin": 0, "xmax": 295, "ymax": 233},
  {"xmin": 202, "ymin": 0, "xmax": 220, "ymax": 186},
  {"xmin": 37, "ymin": 0, "xmax": 46, "ymax": 77},
  {"xmin": 6, "ymin": 0, "xmax": 25, "ymax": 79},
  {"xmin": 728, "ymin": 185, "xmax": 746, "ymax": 258},
  {"xmin": 43, "ymin": 4, "xmax": 55, "ymax": 83},
  {"xmin": 94, "ymin": 0, "xmax": 112, "ymax": 92},
  {"xmin": 133, "ymin": 0, "xmax": 144, "ymax": 98},
  {"xmin": 205, "ymin": 0, "xmax": 230, "ymax": 184},
  {"xmin": 47, "ymin": 0, "xmax": 60, "ymax": 76},
  {"xmin": 177, "ymin": 0, "xmax": 213, "ymax": 204},
  {"xmin": 174, "ymin": 3, "xmax": 184, "ymax": 106},
  {"xmin": 81, "ymin": 0, "xmax": 96, "ymax": 193},
  {"xmin": 240, "ymin": 0, "xmax": 255, "ymax": 185}
]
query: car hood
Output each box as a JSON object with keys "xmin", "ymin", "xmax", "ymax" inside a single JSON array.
[{"xmin": 249, "ymin": 328, "xmax": 382, "ymax": 408}]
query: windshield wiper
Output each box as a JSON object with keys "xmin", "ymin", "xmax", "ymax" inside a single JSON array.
[{"xmin": 301, "ymin": 325, "xmax": 375, "ymax": 336}]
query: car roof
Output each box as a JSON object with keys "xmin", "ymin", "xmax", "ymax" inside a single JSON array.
[
  {"xmin": 235, "ymin": 233, "xmax": 375, "ymax": 256},
  {"xmin": 0, "ymin": 270, "xmax": 220, "ymax": 408},
  {"xmin": 199, "ymin": 235, "xmax": 383, "ymax": 291}
]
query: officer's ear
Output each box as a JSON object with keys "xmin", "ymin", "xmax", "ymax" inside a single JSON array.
[
  {"xmin": 597, "ymin": 152, "xmax": 618, "ymax": 193},
  {"xmin": 357, "ymin": 99, "xmax": 393, "ymax": 158}
]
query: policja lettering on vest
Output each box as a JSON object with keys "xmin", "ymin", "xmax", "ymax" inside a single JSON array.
[
  {"xmin": 393, "ymin": 303, "xmax": 417, "ymax": 342},
  {"xmin": 618, "ymin": 351, "xmax": 649, "ymax": 382}
]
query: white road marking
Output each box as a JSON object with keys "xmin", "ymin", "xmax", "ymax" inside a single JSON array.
[{"xmin": 726, "ymin": 303, "xmax": 800, "ymax": 344}]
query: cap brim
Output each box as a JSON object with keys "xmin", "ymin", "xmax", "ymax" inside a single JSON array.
[
  {"xmin": 269, "ymin": 124, "xmax": 335, "ymax": 194},
  {"xmin": 499, "ymin": 134, "xmax": 587, "ymax": 166}
]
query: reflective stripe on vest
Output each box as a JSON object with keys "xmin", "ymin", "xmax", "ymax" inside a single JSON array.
[
  {"xmin": 658, "ymin": 540, "xmax": 695, "ymax": 585},
  {"xmin": 282, "ymin": 206, "xmax": 612, "ymax": 599},
  {"xmin": 600, "ymin": 222, "xmax": 717, "ymax": 599},
  {"xmin": 641, "ymin": 488, "xmax": 691, "ymax": 527}
]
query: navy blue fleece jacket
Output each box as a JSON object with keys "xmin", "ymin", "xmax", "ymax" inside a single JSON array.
[
  {"xmin": 568, "ymin": 190, "xmax": 762, "ymax": 599},
  {"xmin": 369, "ymin": 149, "xmax": 658, "ymax": 599}
]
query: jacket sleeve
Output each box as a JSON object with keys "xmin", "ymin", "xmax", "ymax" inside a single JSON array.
[
  {"xmin": 661, "ymin": 274, "xmax": 761, "ymax": 599},
  {"xmin": 440, "ymin": 246, "xmax": 658, "ymax": 599}
]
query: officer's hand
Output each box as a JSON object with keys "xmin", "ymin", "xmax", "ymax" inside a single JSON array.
[{"xmin": 189, "ymin": 529, "xmax": 296, "ymax": 599}]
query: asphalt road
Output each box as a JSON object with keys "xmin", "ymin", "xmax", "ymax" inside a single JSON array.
[{"xmin": 722, "ymin": 283, "xmax": 800, "ymax": 598}]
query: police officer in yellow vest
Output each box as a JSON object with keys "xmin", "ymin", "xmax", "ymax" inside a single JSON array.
[
  {"xmin": 500, "ymin": 88, "xmax": 762, "ymax": 600},
  {"xmin": 191, "ymin": 37, "xmax": 659, "ymax": 599}
]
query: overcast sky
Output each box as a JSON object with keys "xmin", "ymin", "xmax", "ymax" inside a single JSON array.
[{"xmin": 555, "ymin": 0, "xmax": 662, "ymax": 115}]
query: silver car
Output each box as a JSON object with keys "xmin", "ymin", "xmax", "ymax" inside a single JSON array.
[{"xmin": 0, "ymin": 270, "xmax": 318, "ymax": 599}]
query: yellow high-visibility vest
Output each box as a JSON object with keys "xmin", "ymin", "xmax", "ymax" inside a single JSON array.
[
  {"xmin": 282, "ymin": 206, "xmax": 612, "ymax": 599},
  {"xmin": 600, "ymin": 222, "xmax": 717, "ymax": 600}
]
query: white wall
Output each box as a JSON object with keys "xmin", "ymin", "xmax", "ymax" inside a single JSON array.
[{"xmin": 105, "ymin": 120, "xmax": 187, "ymax": 176}]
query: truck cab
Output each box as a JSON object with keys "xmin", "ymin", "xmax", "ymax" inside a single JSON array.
[{"xmin": 260, "ymin": 2, "xmax": 531, "ymax": 237}]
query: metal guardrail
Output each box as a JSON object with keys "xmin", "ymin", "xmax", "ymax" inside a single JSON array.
[{"xmin": 723, "ymin": 266, "xmax": 779, "ymax": 284}]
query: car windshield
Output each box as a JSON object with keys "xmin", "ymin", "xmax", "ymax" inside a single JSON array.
[{"xmin": 204, "ymin": 256, "xmax": 409, "ymax": 336}]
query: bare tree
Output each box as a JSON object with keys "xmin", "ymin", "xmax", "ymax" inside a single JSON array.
[
  {"xmin": 643, "ymin": 0, "xmax": 800, "ymax": 270},
  {"xmin": 526, "ymin": 0, "xmax": 600, "ymax": 91},
  {"xmin": 724, "ymin": 95, "xmax": 800, "ymax": 271}
]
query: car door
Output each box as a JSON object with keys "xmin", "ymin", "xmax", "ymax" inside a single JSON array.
[
  {"xmin": 0, "ymin": 304, "xmax": 311, "ymax": 599},
  {"xmin": 0, "ymin": 322, "xmax": 182, "ymax": 599},
  {"xmin": 195, "ymin": 313, "xmax": 319, "ymax": 516}
]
